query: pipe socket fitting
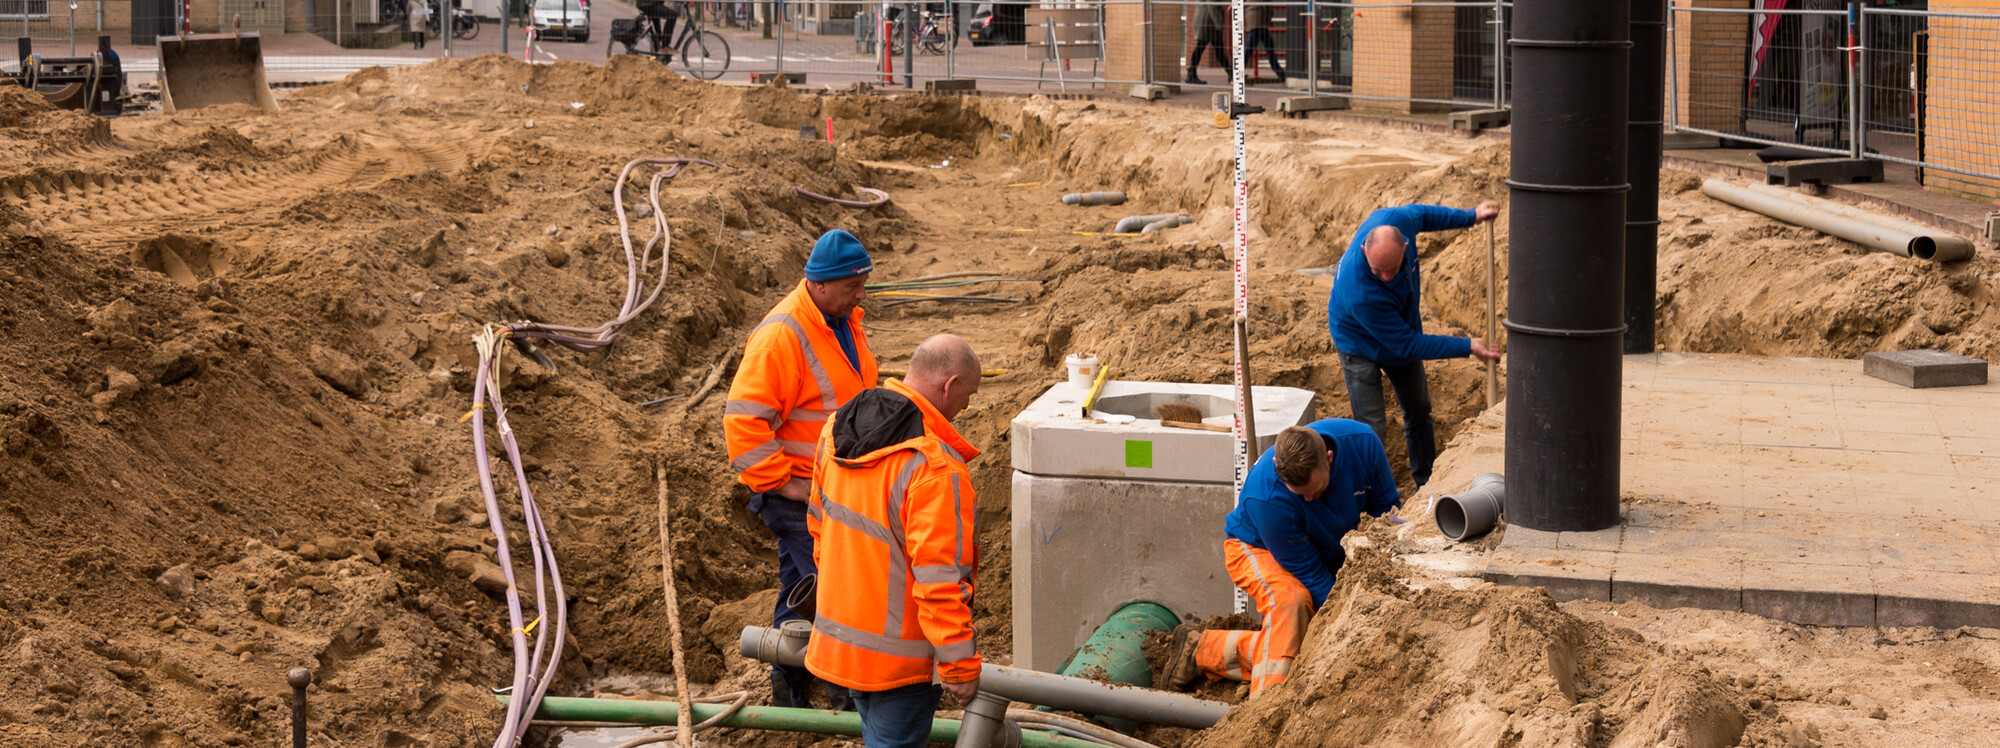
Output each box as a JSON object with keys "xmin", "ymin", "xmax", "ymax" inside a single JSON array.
[
  {"xmin": 956, "ymin": 691, "xmax": 1024, "ymax": 748},
  {"xmin": 1061, "ymin": 191, "xmax": 1127, "ymax": 207},
  {"xmin": 740, "ymin": 620, "xmax": 812, "ymax": 667},
  {"xmin": 1113, "ymin": 213, "xmax": 1189, "ymax": 234},
  {"xmin": 1436, "ymin": 472, "xmax": 1505, "ymax": 542}
]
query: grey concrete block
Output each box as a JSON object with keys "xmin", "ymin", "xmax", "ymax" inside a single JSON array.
[
  {"xmin": 1128, "ymin": 84, "xmax": 1177, "ymax": 101},
  {"xmin": 1872, "ymin": 569, "xmax": 2000, "ymax": 628},
  {"xmin": 1011, "ymin": 380, "xmax": 1315, "ymax": 484},
  {"xmin": 1663, "ymin": 131, "xmax": 1721, "ymax": 150},
  {"xmin": 749, "ymin": 72, "xmax": 807, "ymax": 85},
  {"xmin": 1613, "ymin": 553, "xmax": 1743, "ymax": 613},
  {"xmin": 925, "ymin": 78, "xmax": 978, "ymax": 93},
  {"xmin": 1276, "ymin": 96, "xmax": 1350, "ymax": 118},
  {"xmin": 1741, "ymin": 562, "xmax": 1876, "ymax": 627},
  {"xmin": 1010, "ymin": 472, "xmax": 1238, "ymax": 673},
  {"xmin": 1863, "ymin": 350, "xmax": 1988, "ymax": 389},
  {"xmin": 1484, "ymin": 549, "xmax": 1614, "ymax": 603},
  {"xmin": 1765, "ymin": 158, "xmax": 1884, "ymax": 187},
  {"xmin": 1449, "ymin": 108, "xmax": 1510, "ymax": 131}
]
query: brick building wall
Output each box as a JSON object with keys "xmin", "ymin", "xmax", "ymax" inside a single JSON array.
[
  {"xmin": 1349, "ymin": 2, "xmax": 1452, "ymax": 113},
  {"xmin": 1671, "ymin": 0, "xmax": 1752, "ymax": 133},
  {"xmin": 1924, "ymin": 0, "xmax": 2000, "ymax": 200},
  {"xmin": 1104, "ymin": 0, "xmax": 1184, "ymax": 83}
]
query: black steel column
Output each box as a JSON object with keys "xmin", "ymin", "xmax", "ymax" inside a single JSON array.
[
  {"xmin": 1504, "ymin": 0, "xmax": 1630, "ymax": 532},
  {"xmin": 1624, "ymin": 0, "xmax": 1664, "ymax": 355}
]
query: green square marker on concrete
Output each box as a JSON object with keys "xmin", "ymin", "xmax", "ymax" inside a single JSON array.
[{"xmin": 1125, "ymin": 440, "xmax": 1153, "ymax": 469}]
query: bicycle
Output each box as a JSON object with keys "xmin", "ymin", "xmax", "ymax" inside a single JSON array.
[
  {"xmin": 608, "ymin": 0, "xmax": 730, "ymax": 81},
  {"xmin": 888, "ymin": 7, "xmax": 956, "ymax": 56},
  {"xmin": 427, "ymin": 5, "xmax": 480, "ymax": 40}
]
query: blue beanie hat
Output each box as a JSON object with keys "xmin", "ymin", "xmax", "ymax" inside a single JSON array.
[{"xmin": 804, "ymin": 230, "xmax": 873, "ymax": 282}]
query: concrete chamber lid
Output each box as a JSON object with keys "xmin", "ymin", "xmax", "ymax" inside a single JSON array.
[{"xmin": 1010, "ymin": 380, "xmax": 1317, "ymax": 484}]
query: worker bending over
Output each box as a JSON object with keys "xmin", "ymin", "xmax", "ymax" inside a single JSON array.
[
  {"xmin": 1328, "ymin": 202, "xmax": 1503, "ymax": 488},
  {"xmin": 1164, "ymin": 420, "xmax": 1399, "ymax": 696},
  {"xmin": 807, "ymin": 334, "xmax": 985, "ymax": 748},
  {"xmin": 723, "ymin": 229, "xmax": 877, "ymax": 710}
]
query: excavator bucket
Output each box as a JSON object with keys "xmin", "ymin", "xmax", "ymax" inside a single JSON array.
[{"xmin": 156, "ymin": 32, "xmax": 279, "ymax": 114}]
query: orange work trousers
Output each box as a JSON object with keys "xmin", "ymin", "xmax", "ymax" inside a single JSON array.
[{"xmin": 1193, "ymin": 539, "xmax": 1315, "ymax": 695}]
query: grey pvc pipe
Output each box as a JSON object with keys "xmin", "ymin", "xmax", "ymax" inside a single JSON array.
[
  {"xmin": 738, "ymin": 626, "xmax": 1231, "ymax": 729},
  {"xmin": 1139, "ymin": 216, "xmax": 1191, "ymax": 234},
  {"xmin": 1700, "ymin": 180, "xmax": 1975, "ymax": 262},
  {"xmin": 1115, "ymin": 214, "xmax": 1189, "ymax": 234},
  {"xmin": 958, "ymin": 692, "xmax": 1023, "ymax": 748},
  {"xmin": 1062, "ymin": 191, "xmax": 1127, "ymax": 206},
  {"xmin": 1436, "ymin": 472, "xmax": 1505, "ymax": 542}
]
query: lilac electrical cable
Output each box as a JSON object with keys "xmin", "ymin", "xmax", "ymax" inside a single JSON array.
[{"xmin": 470, "ymin": 157, "xmax": 723, "ymax": 748}]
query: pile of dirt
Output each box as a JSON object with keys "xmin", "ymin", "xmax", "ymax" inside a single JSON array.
[
  {"xmin": 0, "ymin": 85, "xmax": 56, "ymax": 128},
  {"xmin": 1184, "ymin": 549, "xmax": 1817, "ymax": 748},
  {"xmin": 4, "ymin": 51, "xmax": 1997, "ymax": 748}
]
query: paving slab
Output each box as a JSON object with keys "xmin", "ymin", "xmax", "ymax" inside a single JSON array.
[{"xmin": 1470, "ymin": 353, "xmax": 2000, "ymax": 629}]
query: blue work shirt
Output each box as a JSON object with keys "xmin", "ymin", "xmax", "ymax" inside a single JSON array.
[
  {"xmin": 1223, "ymin": 418, "xmax": 1401, "ymax": 608},
  {"xmin": 825, "ymin": 312, "xmax": 860, "ymax": 372},
  {"xmin": 1328, "ymin": 204, "xmax": 1478, "ymax": 367}
]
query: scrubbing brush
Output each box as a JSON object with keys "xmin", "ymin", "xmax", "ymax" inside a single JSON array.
[{"xmin": 1154, "ymin": 403, "xmax": 1231, "ymax": 432}]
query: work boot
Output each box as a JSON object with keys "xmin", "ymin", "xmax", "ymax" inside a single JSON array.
[
  {"xmin": 1185, "ymin": 70, "xmax": 1206, "ymax": 86},
  {"xmin": 1162, "ymin": 623, "xmax": 1203, "ymax": 690},
  {"xmin": 769, "ymin": 671, "xmax": 800, "ymax": 708}
]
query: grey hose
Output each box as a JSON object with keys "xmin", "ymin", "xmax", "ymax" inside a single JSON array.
[
  {"xmin": 1114, "ymin": 214, "xmax": 1189, "ymax": 234},
  {"xmin": 796, "ymin": 185, "xmax": 891, "ymax": 209},
  {"xmin": 609, "ymin": 692, "xmax": 753, "ymax": 748},
  {"xmin": 1008, "ymin": 711, "xmax": 1161, "ymax": 748}
]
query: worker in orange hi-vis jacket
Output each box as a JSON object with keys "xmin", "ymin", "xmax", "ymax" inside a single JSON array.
[
  {"xmin": 722, "ymin": 229, "xmax": 878, "ymax": 711},
  {"xmin": 806, "ymin": 334, "xmax": 984, "ymax": 748}
]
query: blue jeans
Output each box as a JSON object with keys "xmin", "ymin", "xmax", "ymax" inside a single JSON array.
[
  {"xmin": 749, "ymin": 491, "xmax": 822, "ymax": 701},
  {"xmin": 853, "ymin": 683, "xmax": 941, "ymax": 748},
  {"xmin": 1338, "ymin": 352, "xmax": 1437, "ymax": 488}
]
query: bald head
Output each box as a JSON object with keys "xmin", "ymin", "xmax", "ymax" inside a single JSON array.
[
  {"xmin": 904, "ymin": 334, "xmax": 982, "ymax": 421},
  {"xmin": 1364, "ymin": 225, "xmax": 1406, "ymax": 282}
]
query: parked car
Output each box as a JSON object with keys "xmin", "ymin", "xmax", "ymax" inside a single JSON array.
[
  {"xmin": 531, "ymin": 0, "xmax": 590, "ymax": 41},
  {"xmin": 968, "ymin": 2, "xmax": 1023, "ymax": 45}
]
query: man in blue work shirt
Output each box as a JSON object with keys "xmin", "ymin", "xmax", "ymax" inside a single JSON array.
[
  {"xmin": 1329, "ymin": 201, "xmax": 1503, "ymax": 488},
  {"xmin": 1162, "ymin": 420, "xmax": 1399, "ymax": 696}
]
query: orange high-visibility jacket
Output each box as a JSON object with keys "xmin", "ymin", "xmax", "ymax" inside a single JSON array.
[
  {"xmin": 806, "ymin": 378, "xmax": 982, "ymax": 691},
  {"xmin": 723, "ymin": 281, "xmax": 878, "ymax": 493}
]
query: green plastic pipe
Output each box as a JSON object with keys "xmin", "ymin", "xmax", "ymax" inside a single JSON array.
[
  {"xmin": 1051, "ymin": 602, "xmax": 1179, "ymax": 734},
  {"xmin": 500, "ymin": 695, "xmax": 1107, "ymax": 748}
]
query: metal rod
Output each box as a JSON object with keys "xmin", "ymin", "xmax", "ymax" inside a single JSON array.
[
  {"xmin": 903, "ymin": 1, "xmax": 914, "ymax": 88},
  {"xmin": 1504, "ymin": 0, "xmax": 1629, "ymax": 533},
  {"xmin": 288, "ymin": 668, "xmax": 312, "ymax": 748},
  {"xmin": 1307, "ymin": 0, "xmax": 1317, "ymax": 93},
  {"xmin": 1848, "ymin": 0, "xmax": 1863, "ymax": 159},
  {"xmin": 944, "ymin": 0, "xmax": 953, "ymax": 80},
  {"xmin": 1491, "ymin": 0, "xmax": 1502, "ymax": 108},
  {"xmin": 502, "ymin": 0, "xmax": 510, "ymax": 55},
  {"xmin": 775, "ymin": 0, "xmax": 785, "ymax": 74}
]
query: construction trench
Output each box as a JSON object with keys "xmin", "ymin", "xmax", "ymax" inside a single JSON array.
[{"xmin": 3, "ymin": 44, "xmax": 2000, "ymax": 748}]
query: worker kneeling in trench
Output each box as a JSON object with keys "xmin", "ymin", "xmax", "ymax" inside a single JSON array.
[{"xmin": 1163, "ymin": 421, "xmax": 1400, "ymax": 696}]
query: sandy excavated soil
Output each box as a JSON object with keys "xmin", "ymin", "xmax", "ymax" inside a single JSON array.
[{"xmin": 1, "ymin": 55, "xmax": 1997, "ymax": 748}]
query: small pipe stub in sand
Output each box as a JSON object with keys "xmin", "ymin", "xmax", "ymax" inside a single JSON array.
[
  {"xmin": 1114, "ymin": 213, "xmax": 1190, "ymax": 234},
  {"xmin": 1436, "ymin": 473, "xmax": 1505, "ymax": 542},
  {"xmin": 1061, "ymin": 191, "xmax": 1127, "ymax": 206}
]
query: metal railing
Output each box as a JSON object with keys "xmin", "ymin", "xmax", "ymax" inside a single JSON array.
[
  {"xmin": 1667, "ymin": 1, "xmax": 2000, "ymax": 197},
  {"xmin": 4, "ymin": 0, "xmax": 1998, "ymax": 197}
]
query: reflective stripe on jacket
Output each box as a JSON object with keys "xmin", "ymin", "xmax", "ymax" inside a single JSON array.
[
  {"xmin": 805, "ymin": 378, "xmax": 982, "ymax": 691},
  {"xmin": 723, "ymin": 280, "xmax": 878, "ymax": 493}
]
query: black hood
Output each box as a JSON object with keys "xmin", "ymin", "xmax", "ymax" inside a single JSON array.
[{"xmin": 831, "ymin": 387, "xmax": 928, "ymax": 460}]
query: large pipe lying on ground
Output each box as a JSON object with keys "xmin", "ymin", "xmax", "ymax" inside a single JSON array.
[
  {"xmin": 1063, "ymin": 191, "xmax": 1127, "ymax": 206},
  {"xmin": 1052, "ymin": 602, "xmax": 1178, "ymax": 734},
  {"xmin": 1699, "ymin": 179, "xmax": 1976, "ymax": 262},
  {"xmin": 1436, "ymin": 472, "xmax": 1506, "ymax": 542},
  {"xmin": 505, "ymin": 696, "xmax": 1102, "ymax": 748},
  {"xmin": 740, "ymin": 624, "xmax": 1232, "ymax": 729}
]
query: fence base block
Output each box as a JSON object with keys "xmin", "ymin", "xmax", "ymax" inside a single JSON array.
[
  {"xmin": 749, "ymin": 72, "xmax": 807, "ymax": 85},
  {"xmin": 1277, "ymin": 96, "xmax": 1350, "ymax": 119},
  {"xmin": 1765, "ymin": 158, "xmax": 1884, "ymax": 188},
  {"xmin": 1663, "ymin": 131, "xmax": 1720, "ymax": 150},
  {"xmin": 1984, "ymin": 212, "xmax": 1999, "ymax": 243},
  {"xmin": 1450, "ymin": 108, "xmax": 1512, "ymax": 131},
  {"xmin": 1128, "ymin": 84, "xmax": 1176, "ymax": 101},
  {"xmin": 925, "ymin": 79, "xmax": 978, "ymax": 94}
]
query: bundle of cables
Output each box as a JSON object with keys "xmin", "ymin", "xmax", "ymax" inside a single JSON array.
[
  {"xmin": 867, "ymin": 271, "xmax": 1041, "ymax": 309},
  {"xmin": 468, "ymin": 157, "xmax": 724, "ymax": 748}
]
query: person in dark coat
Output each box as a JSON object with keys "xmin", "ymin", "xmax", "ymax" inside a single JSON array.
[{"xmin": 1187, "ymin": 0, "xmax": 1230, "ymax": 85}]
